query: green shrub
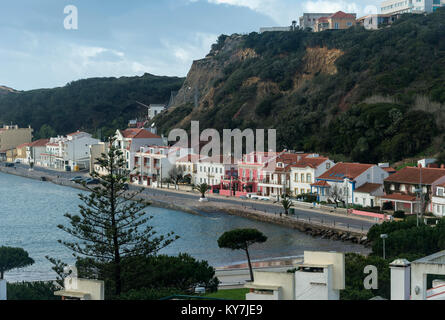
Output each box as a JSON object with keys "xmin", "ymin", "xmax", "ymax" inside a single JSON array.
[{"xmin": 7, "ymin": 281, "xmax": 60, "ymax": 300}]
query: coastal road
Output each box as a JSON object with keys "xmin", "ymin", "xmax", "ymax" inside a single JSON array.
[
  {"xmin": 137, "ymin": 186, "xmax": 377, "ymax": 232},
  {"xmin": 5, "ymin": 163, "xmax": 377, "ymax": 232}
]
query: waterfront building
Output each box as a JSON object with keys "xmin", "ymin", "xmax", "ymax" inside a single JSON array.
[
  {"xmin": 25, "ymin": 139, "xmax": 50, "ymax": 166},
  {"xmin": 0, "ymin": 125, "xmax": 33, "ymax": 161},
  {"xmin": 289, "ymin": 157, "xmax": 335, "ymax": 197},
  {"xmin": 132, "ymin": 146, "xmax": 193, "ymax": 187},
  {"xmin": 381, "ymin": 166, "xmax": 445, "ymax": 214},
  {"xmin": 195, "ymin": 155, "xmax": 236, "ymax": 187},
  {"xmin": 312, "ymin": 163, "xmax": 389, "ymax": 205},
  {"xmin": 114, "ymin": 128, "xmax": 165, "ymax": 172},
  {"xmin": 14, "ymin": 142, "xmax": 31, "ymax": 163},
  {"xmin": 257, "ymin": 153, "xmax": 321, "ymax": 199},
  {"xmin": 40, "ymin": 131, "xmax": 100, "ymax": 171}
]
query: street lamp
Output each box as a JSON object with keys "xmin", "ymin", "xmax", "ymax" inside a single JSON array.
[{"xmin": 380, "ymin": 234, "xmax": 388, "ymax": 260}]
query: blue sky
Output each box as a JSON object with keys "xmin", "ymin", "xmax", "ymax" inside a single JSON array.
[{"xmin": 0, "ymin": 0, "xmax": 378, "ymax": 91}]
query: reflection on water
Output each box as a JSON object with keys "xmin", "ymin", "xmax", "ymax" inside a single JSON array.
[{"xmin": 0, "ymin": 172, "xmax": 370, "ymax": 282}]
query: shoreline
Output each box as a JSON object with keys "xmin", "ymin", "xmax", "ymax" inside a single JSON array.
[{"xmin": 0, "ymin": 165, "xmax": 372, "ymax": 246}]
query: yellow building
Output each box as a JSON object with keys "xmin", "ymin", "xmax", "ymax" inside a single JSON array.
[
  {"xmin": 0, "ymin": 125, "xmax": 33, "ymax": 161},
  {"xmin": 314, "ymin": 11, "xmax": 357, "ymax": 32}
]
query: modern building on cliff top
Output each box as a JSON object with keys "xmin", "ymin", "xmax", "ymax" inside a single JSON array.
[{"xmin": 381, "ymin": 0, "xmax": 444, "ymax": 15}]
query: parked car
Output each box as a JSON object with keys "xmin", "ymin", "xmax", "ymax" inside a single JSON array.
[
  {"xmin": 4, "ymin": 163, "xmax": 15, "ymax": 168},
  {"xmin": 84, "ymin": 178, "xmax": 100, "ymax": 185},
  {"xmin": 70, "ymin": 176, "xmax": 84, "ymax": 182}
]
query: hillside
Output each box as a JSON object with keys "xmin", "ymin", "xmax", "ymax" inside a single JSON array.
[
  {"xmin": 0, "ymin": 74, "xmax": 184, "ymax": 139},
  {"xmin": 156, "ymin": 9, "xmax": 445, "ymax": 164},
  {"xmin": 0, "ymin": 86, "xmax": 16, "ymax": 95}
]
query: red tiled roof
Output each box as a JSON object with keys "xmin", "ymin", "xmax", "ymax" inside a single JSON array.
[
  {"xmin": 383, "ymin": 167, "xmax": 397, "ymax": 173},
  {"xmin": 16, "ymin": 143, "xmax": 31, "ymax": 149},
  {"xmin": 317, "ymin": 17, "xmax": 329, "ymax": 22},
  {"xmin": 290, "ymin": 157, "xmax": 329, "ymax": 169},
  {"xmin": 122, "ymin": 128, "xmax": 161, "ymax": 139},
  {"xmin": 329, "ymin": 11, "xmax": 355, "ymax": 19},
  {"xmin": 311, "ymin": 181, "xmax": 331, "ymax": 187},
  {"xmin": 355, "ymin": 183, "xmax": 382, "ymax": 194},
  {"xmin": 385, "ymin": 167, "xmax": 445, "ymax": 185},
  {"xmin": 381, "ymin": 194, "xmax": 418, "ymax": 202},
  {"xmin": 317, "ymin": 163, "xmax": 374, "ymax": 181},
  {"xmin": 30, "ymin": 139, "xmax": 50, "ymax": 147}
]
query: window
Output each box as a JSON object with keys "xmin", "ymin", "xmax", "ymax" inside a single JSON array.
[
  {"xmin": 334, "ymin": 23, "xmax": 339, "ymax": 29},
  {"xmin": 295, "ymin": 174, "xmax": 298, "ymax": 182},
  {"xmin": 307, "ymin": 174, "xmax": 312, "ymax": 183},
  {"xmin": 326, "ymin": 163, "xmax": 331, "ymax": 169},
  {"xmin": 347, "ymin": 22, "xmax": 352, "ymax": 27},
  {"xmin": 438, "ymin": 188, "xmax": 444, "ymax": 197},
  {"xmin": 301, "ymin": 174, "xmax": 305, "ymax": 183}
]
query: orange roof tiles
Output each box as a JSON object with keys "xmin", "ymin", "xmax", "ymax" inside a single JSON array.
[
  {"xmin": 354, "ymin": 183, "xmax": 382, "ymax": 194},
  {"xmin": 385, "ymin": 167, "xmax": 445, "ymax": 185},
  {"xmin": 329, "ymin": 11, "xmax": 356, "ymax": 19},
  {"xmin": 317, "ymin": 163, "xmax": 374, "ymax": 181},
  {"xmin": 121, "ymin": 128, "xmax": 161, "ymax": 139}
]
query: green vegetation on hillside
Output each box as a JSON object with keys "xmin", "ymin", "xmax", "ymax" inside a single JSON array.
[
  {"xmin": 159, "ymin": 9, "xmax": 445, "ymax": 163},
  {"xmin": 0, "ymin": 73, "xmax": 184, "ymax": 139}
]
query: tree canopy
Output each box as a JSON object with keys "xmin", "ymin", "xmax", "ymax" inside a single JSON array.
[{"xmin": 0, "ymin": 247, "xmax": 34, "ymax": 279}]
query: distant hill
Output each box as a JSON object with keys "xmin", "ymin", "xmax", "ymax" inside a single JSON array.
[
  {"xmin": 156, "ymin": 9, "xmax": 445, "ymax": 164},
  {"xmin": 0, "ymin": 73, "xmax": 184, "ymax": 139},
  {"xmin": 0, "ymin": 86, "xmax": 16, "ymax": 95}
]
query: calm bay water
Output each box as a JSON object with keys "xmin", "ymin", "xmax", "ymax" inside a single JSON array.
[{"xmin": 0, "ymin": 172, "xmax": 369, "ymax": 282}]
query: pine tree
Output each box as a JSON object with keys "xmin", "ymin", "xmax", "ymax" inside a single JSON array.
[{"xmin": 57, "ymin": 139, "xmax": 178, "ymax": 297}]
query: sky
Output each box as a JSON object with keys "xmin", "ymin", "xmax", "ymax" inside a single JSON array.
[{"xmin": 0, "ymin": 0, "xmax": 378, "ymax": 91}]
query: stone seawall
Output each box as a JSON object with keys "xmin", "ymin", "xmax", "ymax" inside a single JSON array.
[{"xmin": 224, "ymin": 207, "xmax": 371, "ymax": 247}]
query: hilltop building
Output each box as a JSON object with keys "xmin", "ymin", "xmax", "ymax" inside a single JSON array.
[
  {"xmin": 313, "ymin": 11, "xmax": 357, "ymax": 32},
  {"xmin": 299, "ymin": 13, "xmax": 334, "ymax": 30},
  {"xmin": 381, "ymin": 0, "xmax": 444, "ymax": 15}
]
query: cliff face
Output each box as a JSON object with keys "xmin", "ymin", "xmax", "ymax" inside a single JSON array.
[{"xmin": 153, "ymin": 11, "xmax": 445, "ymax": 163}]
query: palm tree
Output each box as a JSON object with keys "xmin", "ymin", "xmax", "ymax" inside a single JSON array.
[
  {"xmin": 195, "ymin": 183, "xmax": 211, "ymax": 200},
  {"xmin": 281, "ymin": 197, "xmax": 293, "ymax": 216}
]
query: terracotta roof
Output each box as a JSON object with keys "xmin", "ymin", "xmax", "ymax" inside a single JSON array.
[
  {"xmin": 317, "ymin": 163, "xmax": 375, "ymax": 181},
  {"xmin": 383, "ymin": 167, "xmax": 397, "ymax": 173},
  {"xmin": 329, "ymin": 11, "xmax": 356, "ymax": 19},
  {"xmin": 311, "ymin": 181, "xmax": 331, "ymax": 187},
  {"xmin": 381, "ymin": 194, "xmax": 418, "ymax": 202},
  {"xmin": 290, "ymin": 157, "xmax": 329, "ymax": 169},
  {"xmin": 30, "ymin": 139, "xmax": 50, "ymax": 147},
  {"xmin": 16, "ymin": 143, "xmax": 31, "ymax": 149},
  {"xmin": 121, "ymin": 128, "xmax": 161, "ymax": 139},
  {"xmin": 385, "ymin": 167, "xmax": 445, "ymax": 185},
  {"xmin": 354, "ymin": 183, "xmax": 382, "ymax": 194},
  {"xmin": 317, "ymin": 17, "xmax": 329, "ymax": 22}
]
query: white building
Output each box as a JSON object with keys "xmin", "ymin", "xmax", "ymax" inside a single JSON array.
[
  {"xmin": 312, "ymin": 163, "xmax": 389, "ymax": 205},
  {"xmin": 299, "ymin": 13, "xmax": 333, "ymax": 30},
  {"xmin": 381, "ymin": 0, "xmax": 441, "ymax": 15},
  {"xmin": 432, "ymin": 183, "xmax": 445, "ymax": 217},
  {"xmin": 41, "ymin": 131, "xmax": 100, "ymax": 171},
  {"xmin": 289, "ymin": 157, "xmax": 335, "ymax": 197},
  {"xmin": 245, "ymin": 251, "xmax": 345, "ymax": 300},
  {"xmin": 353, "ymin": 183, "xmax": 385, "ymax": 208},
  {"xmin": 25, "ymin": 139, "xmax": 49, "ymax": 166},
  {"xmin": 147, "ymin": 104, "xmax": 167, "ymax": 120},
  {"xmin": 114, "ymin": 128, "xmax": 165, "ymax": 172},
  {"xmin": 132, "ymin": 146, "xmax": 194, "ymax": 187},
  {"xmin": 195, "ymin": 155, "xmax": 236, "ymax": 186}
]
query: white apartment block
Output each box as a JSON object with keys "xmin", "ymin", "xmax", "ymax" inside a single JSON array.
[
  {"xmin": 114, "ymin": 128, "xmax": 165, "ymax": 172},
  {"xmin": 41, "ymin": 131, "xmax": 100, "ymax": 171},
  {"xmin": 381, "ymin": 0, "xmax": 441, "ymax": 14}
]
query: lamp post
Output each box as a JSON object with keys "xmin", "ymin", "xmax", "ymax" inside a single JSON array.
[{"xmin": 381, "ymin": 234, "xmax": 388, "ymax": 260}]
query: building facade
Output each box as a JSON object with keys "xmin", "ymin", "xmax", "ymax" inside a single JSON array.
[
  {"xmin": 314, "ymin": 11, "xmax": 357, "ymax": 32},
  {"xmin": 380, "ymin": 0, "xmax": 441, "ymax": 14},
  {"xmin": 312, "ymin": 163, "xmax": 389, "ymax": 205},
  {"xmin": 0, "ymin": 125, "xmax": 33, "ymax": 161},
  {"xmin": 299, "ymin": 13, "xmax": 334, "ymax": 30}
]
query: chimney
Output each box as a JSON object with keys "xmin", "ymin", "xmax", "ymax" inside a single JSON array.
[{"xmin": 390, "ymin": 259, "xmax": 411, "ymax": 300}]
